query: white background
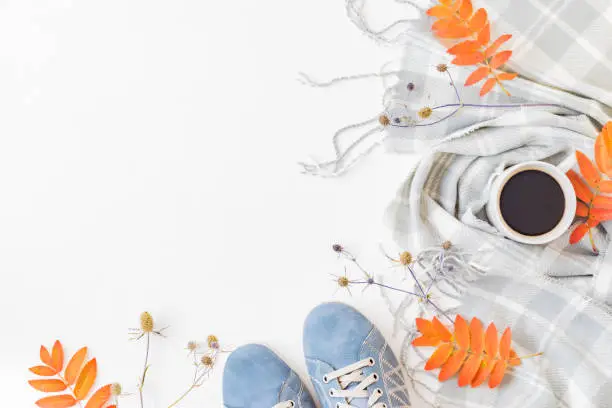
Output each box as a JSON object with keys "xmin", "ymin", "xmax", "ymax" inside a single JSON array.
[{"xmin": 0, "ymin": 1, "xmax": 421, "ymax": 406}]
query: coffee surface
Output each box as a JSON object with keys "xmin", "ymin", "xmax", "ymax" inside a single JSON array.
[{"xmin": 499, "ymin": 169, "xmax": 565, "ymax": 237}]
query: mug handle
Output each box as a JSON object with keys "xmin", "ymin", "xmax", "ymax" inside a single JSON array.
[{"xmin": 557, "ymin": 150, "xmax": 577, "ymax": 173}]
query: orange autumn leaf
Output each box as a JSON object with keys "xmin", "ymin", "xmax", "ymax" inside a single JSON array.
[
  {"xmin": 497, "ymin": 72, "xmax": 518, "ymax": 81},
  {"xmin": 30, "ymin": 366, "xmax": 57, "ymax": 376},
  {"xmin": 437, "ymin": 25, "xmax": 472, "ymax": 39},
  {"xmin": 29, "ymin": 379, "xmax": 68, "ymax": 392},
  {"xmin": 425, "ymin": 343, "xmax": 453, "ymax": 370},
  {"xmin": 469, "ymin": 8, "xmax": 488, "ymax": 32},
  {"xmin": 488, "ymin": 360, "xmax": 507, "ymax": 388},
  {"xmin": 595, "ymin": 123, "xmax": 612, "ymax": 176},
  {"xmin": 74, "ymin": 359, "xmax": 97, "ymax": 400},
  {"xmin": 84, "ymin": 385, "xmax": 112, "ymax": 408},
  {"xmin": 485, "ymin": 34, "xmax": 513, "ymax": 58},
  {"xmin": 598, "ymin": 180, "xmax": 612, "ymax": 193},
  {"xmin": 416, "ymin": 317, "xmax": 438, "ymax": 338},
  {"xmin": 414, "ymin": 316, "xmax": 536, "ymax": 388},
  {"xmin": 489, "ymin": 50, "xmax": 513, "ymax": 70},
  {"xmin": 439, "ymin": 349, "xmax": 467, "ymax": 381},
  {"xmin": 458, "ymin": 0, "xmax": 473, "ymax": 19},
  {"xmin": 593, "ymin": 195, "xmax": 612, "ymax": 209},
  {"xmin": 427, "ymin": 5, "xmax": 454, "ymax": 18},
  {"xmin": 51, "ymin": 341, "xmax": 64, "ymax": 373},
  {"xmin": 465, "ymin": 67, "xmax": 490, "ymax": 86},
  {"xmin": 570, "ymin": 223, "xmax": 590, "ymax": 244},
  {"xmin": 452, "ymin": 52, "xmax": 484, "ymax": 66},
  {"xmin": 480, "ymin": 78, "xmax": 497, "ymax": 96},
  {"xmin": 567, "ymin": 170, "xmax": 594, "ymax": 203},
  {"xmin": 576, "ymin": 201, "xmax": 589, "ymax": 217},
  {"xmin": 477, "ymin": 24, "xmax": 490, "ymax": 45},
  {"xmin": 590, "ymin": 208, "xmax": 612, "ymax": 222},
  {"xmin": 576, "ymin": 150, "xmax": 601, "ymax": 189},
  {"xmin": 432, "ymin": 316, "xmax": 452, "ymax": 342},
  {"xmin": 412, "ymin": 335, "xmax": 442, "ymax": 347},
  {"xmin": 65, "ymin": 347, "xmax": 88, "ymax": 386},
  {"xmin": 447, "ymin": 40, "xmax": 480, "ymax": 55},
  {"xmin": 40, "ymin": 346, "xmax": 54, "ymax": 369},
  {"xmin": 35, "ymin": 395, "xmax": 77, "ymax": 408}
]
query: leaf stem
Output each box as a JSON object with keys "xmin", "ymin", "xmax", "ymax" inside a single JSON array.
[
  {"xmin": 139, "ymin": 332, "xmax": 150, "ymax": 408},
  {"xmin": 510, "ymin": 352, "xmax": 544, "ymax": 361}
]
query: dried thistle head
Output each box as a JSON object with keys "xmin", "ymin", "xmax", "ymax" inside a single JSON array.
[
  {"xmin": 332, "ymin": 244, "xmax": 343, "ymax": 253},
  {"xmin": 207, "ymin": 335, "xmax": 219, "ymax": 349},
  {"xmin": 140, "ymin": 312, "xmax": 154, "ymax": 333},
  {"xmin": 436, "ymin": 63, "xmax": 448, "ymax": 73},
  {"xmin": 186, "ymin": 341, "xmax": 199, "ymax": 352},
  {"xmin": 407, "ymin": 82, "xmax": 415, "ymax": 91},
  {"xmin": 378, "ymin": 115, "xmax": 390, "ymax": 127},
  {"xmin": 399, "ymin": 251, "xmax": 413, "ymax": 266},
  {"xmin": 418, "ymin": 107, "xmax": 433, "ymax": 119},
  {"xmin": 201, "ymin": 355, "xmax": 215, "ymax": 368},
  {"xmin": 337, "ymin": 276, "xmax": 350, "ymax": 288},
  {"xmin": 442, "ymin": 240, "xmax": 452, "ymax": 250},
  {"xmin": 110, "ymin": 383, "xmax": 122, "ymax": 396}
]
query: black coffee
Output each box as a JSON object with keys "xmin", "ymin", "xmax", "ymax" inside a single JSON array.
[{"xmin": 499, "ymin": 169, "xmax": 565, "ymax": 236}]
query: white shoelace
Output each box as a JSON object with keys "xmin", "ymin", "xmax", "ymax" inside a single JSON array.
[
  {"xmin": 323, "ymin": 358, "xmax": 387, "ymax": 408},
  {"xmin": 273, "ymin": 401, "xmax": 295, "ymax": 408}
]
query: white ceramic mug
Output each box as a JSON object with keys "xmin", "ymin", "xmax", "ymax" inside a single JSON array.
[{"xmin": 486, "ymin": 159, "xmax": 577, "ymax": 245}]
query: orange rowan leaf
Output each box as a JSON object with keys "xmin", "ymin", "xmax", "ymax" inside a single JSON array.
[
  {"xmin": 439, "ymin": 350, "xmax": 467, "ymax": 381},
  {"xmin": 35, "ymin": 395, "xmax": 77, "ymax": 408},
  {"xmin": 65, "ymin": 347, "xmax": 88, "ymax": 386},
  {"xmin": 485, "ymin": 34, "xmax": 512, "ymax": 58},
  {"xmin": 576, "ymin": 150, "xmax": 601, "ymax": 188},
  {"xmin": 40, "ymin": 346, "xmax": 53, "ymax": 368},
  {"xmin": 448, "ymin": 40, "xmax": 480, "ymax": 55},
  {"xmin": 465, "ymin": 67, "xmax": 490, "ymax": 86},
  {"xmin": 489, "ymin": 50, "xmax": 512, "ymax": 69},
  {"xmin": 454, "ymin": 315, "xmax": 470, "ymax": 350},
  {"xmin": 488, "ymin": 360, "xmax": 507, "ymax": 388},
  {"xmin": 416, "ymin": 317, "xmax": 437, "ymax": 337},
  {"xmin": 576, "ymin": 201, "xmax": 589, "ymax": 217},
  {"xmin": 107, "ymin": 406, "xmax": 117, "ymax": 408},
  {"xmin": 469, "ymin": 317, "xmax": 484, "ymax": 354},
  {"xmin": 412, "ymin": 335, "xmax": 442, "ymax": 347},
  {"xmin": 84, "ymin": 385, "xmax": 112, "ymax": 408},
  {"xmin": 570, "ymin": 223, "xmax": 590, "ymax": 244},
  {"xmin": 51, "ymin": 341, "xmax": 63, "ymax": 373},
  {"xmin": 471, "ymin": 358, "xmax": 494, "ymax": 387},
  {"xmin": 599, "ymin": 180, "xmax": 612, "ymax": 194},
  {"xmin": 458, "ymin": 354, "xmax": 481, "ymax": 387},
  {"xmin": 593, "ymin": 195, "xmax": 612, "ymax": 209},
  {"xmin": 595, "ymin": 123, "xmax": 612, "ymax": 176},
  {"xmin": 567, "ymin": 170, "xmax": 594, "ymax": 203},
  {"xmin": 432, "ymin": 316, "xmax": 452, "ymax": 342},
  {"xmin": 432, "ymin": 18, "xmax": 455, "ymax": 32},
  {"xmin": 437, "ymin": 25, "xmax": 472, "ymax": 39},
  {"xmin": 590, "ymin": 208, "xmax": 612, "ymax": 222},
  {"xmin": 477, "ymin": 24, "xmax": 490, "ymax": 45},
  {"xmin": 497, "ymin": 72, "xmax": 518, "ymax": 81},
  {"xmin": 29, "ymin": 366, "xmax": 57, "ymax": 376},
  {"xmin": 458, "ymin": 0, "xmax": 473, "ymax": 19},
  {"xmin": 480, "ymin": 78, "xmax": 496, "ymax": 96},
  {"xmin": 469, "ymin": 8, "xmax": 488, "ymax": 32},
  {"xmin": 74, "ymin": 359, "xmax": 97, "ymax": 400},
  {"xmin": 29, "ymin": 379, "xmax": 68, "ymax": 393},
  {"xmin": 425, "ymin": 343, "xmax": 453, "ymax": 370},
  {"xmin": 484, "ymin": 323, "xmax": 498, "ymax": 358},
  {"xmin": 452, "ymin": 53, "xmax": 484, "ymax": 66},
  {"xmin": 427, "ymin": 5, "xmax": 454, "ymax": 18},
  {"xmin": 499, "ymin": 327, "xmax": 511, "ymax": 360}
]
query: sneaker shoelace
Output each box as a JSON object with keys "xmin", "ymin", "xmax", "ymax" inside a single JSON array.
[
  {"xmin": 323, "ymin": 358, "xmax": 387, "ymax": 408},
  {"xmin": 273, "ymin": 401, "xmax": 295, "ymax": 408}
]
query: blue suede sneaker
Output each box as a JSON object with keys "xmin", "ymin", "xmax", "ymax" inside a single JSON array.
[
  {"xmin": 223, "ymin": 344, "xmax": 317, "ymax": 408},
  {"xmin": 303, "ymin": 303, "xmax": 411, "ymax": 408}
]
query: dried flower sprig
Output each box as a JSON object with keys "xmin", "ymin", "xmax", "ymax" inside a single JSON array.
[
  {"xmin": 383, "ymin": 66, "xmax": 568, "ymax": 129},
  {"xmin": 331, "ymin": 242, "xmax": 456, "ymax": 324}
]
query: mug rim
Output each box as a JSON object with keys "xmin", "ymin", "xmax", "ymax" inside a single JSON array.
[{"xmin": 491, "ymin": 161, "xmax": 577, "ymax": 245}]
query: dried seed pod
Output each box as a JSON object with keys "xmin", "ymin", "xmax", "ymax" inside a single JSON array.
[
  {"xmin": 399, "ymin": 251, "xmax": 413, "ymax": 266},
  {"xmin": 140, "ymin": 312, "xmax": 154, "ymax": 333}
]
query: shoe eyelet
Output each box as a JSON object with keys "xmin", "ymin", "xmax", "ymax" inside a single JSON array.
[
  {"xmin": 368, "ymin": 357, "xmax": 375, "ymax": 366},
  {"xmin": 323, "ymin": 375, "xmax": 329, "ymax": 384},
  {"xmin": 329, "ymin": 389, "xmax": 335, "ymax": 397},
  {"xmin": 381, "ymin": 404, "xmax": 387, "ymax": 408},
  {"xmin": 288, "ymin": 401, "xmax": 295, "ymax": 407},
  {"xmin": 335, "ymin": 404, "xmax": 341, "ymax": 408},
  {"xmin": 375, "ymin": 388, "xmax": 383, "ymax": 395},
  {"xmin": 372, "ymin": 373, "xmax": 379, "ymax": 381}
]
